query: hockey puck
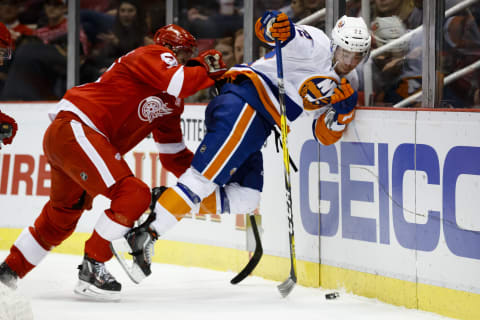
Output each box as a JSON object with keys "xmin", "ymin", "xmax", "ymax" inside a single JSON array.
[{"xmin": 325, "ymin": 292, "xmax": 340, "ymax": 300}]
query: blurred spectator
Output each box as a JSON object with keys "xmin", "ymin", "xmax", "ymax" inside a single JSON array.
[
  {"xmin": 215, "ymin": 36, "xmax": 235, "ymax": 68},
  {"xmin": 346, "ymin": 0, "xmax": 361, "ymax": 16},
  {"xmin": 441, "ymin": 6, "xmax": 480, "ymax": 108},
  {"xmin": 185, "ymin": 0, "xmax": 243, "ymax": 38},
  {"xmin": 1, "ymin": 0, "xmax": 90, "ymax": 100},
  {"xmin": 86, "ymin": 0, "xmax": 149, "ymax": 77},
  {"xmin": 373, "ymin": 0, "xmax": 422, "ymax": 29},
  {"xmin": 289, "ymin": 0, "xmax": 309, "ymax": 22},
  {"xmin": 233, "ymin": 27, "xmax": 243, "ymax": 64},
  {"xmin": 80, "ymin": 2, "xmax": 115, "ymax": 47},
  {"xmin": 282, "ymin": 0, "xmax": 325, "ymax": 27},
  {"xmin": 185, "ymin": 34, "xmax": 237, "ymax": 104},
  {"xmin": 35, "ymin": 0, "xmax": 89, "ymax": 53},
  {"xmin": 81, "ymin": 0, "xmax": 111, "ymax": 12},
  {"xmin": 145, "ymin": 1, "xmax": 165, "ymax": 38},
  {"xmin": 18, "ymin": 0, "xmax": 44, "ymax": 26},
  {"xmin": 0, "ymin": 0, "xmax": 34, "ymax": 44},
  {"xmin": 361, "ymin": 15, "xmax": 422, "ymax": 107},
  {"xmin": 0, "ymin": 0, "xmax": 35, "ymax": 91},
  {"xmin": 305, "ymin": 0, "xmax": 325, "ymax": 13}
]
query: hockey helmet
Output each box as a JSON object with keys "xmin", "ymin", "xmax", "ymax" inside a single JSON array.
[
  {"xmin": 154, "ymin": 24, "xmax": 197, "ymax": 56},
  {"xmin": 331, "ymin": 16, "xmax": 371, "ymax": 55},
  {"xmin": 0, "ymin": 22, "xmax": 12, "ymax": 60}
]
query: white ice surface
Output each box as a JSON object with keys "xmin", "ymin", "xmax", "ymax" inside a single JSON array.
[{"xmin": 0, "ymin": 251, "xmax": 452, "ymax": 320}]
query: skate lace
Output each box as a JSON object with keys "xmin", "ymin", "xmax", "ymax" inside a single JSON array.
[
  {"xmin": 92, "ymin": 261, "xmax": 115, "ymax": 282},
  {"xmin": 145, "ymin": 239, "xmax": 154, "ymax": 264}
]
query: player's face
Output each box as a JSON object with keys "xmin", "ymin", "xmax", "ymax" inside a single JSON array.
[
  {"xmin": 333, "ymin": 47, "xmax": 364, "ymax": 76},
  {"xmin": 174, "ymin": 48, "xmax": 194, "ymax": 64}
]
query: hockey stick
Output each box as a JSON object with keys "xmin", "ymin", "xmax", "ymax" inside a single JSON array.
[
  {"xmin": 274, "ymin": 39, "xmax": 297, "ymax": 298},
  {"xmin": 230, "ymin": 214, "xmax": 263, "ymax": 284}
]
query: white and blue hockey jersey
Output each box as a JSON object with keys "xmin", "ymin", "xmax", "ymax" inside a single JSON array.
[{"xmin": 222, "ymin": 23, "xmax": 359, "ymax": 129}]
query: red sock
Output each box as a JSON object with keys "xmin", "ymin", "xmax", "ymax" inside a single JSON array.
[
  {"xmin": 5, "ymin": 246, "xmax": 35, "ymax": 278},
  {"xmin": 84, "ymin": 231, "xmax": 113, "ymax": 262}
]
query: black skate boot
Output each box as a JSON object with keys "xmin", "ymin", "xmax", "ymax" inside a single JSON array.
[
  {"xmin": 0, "ymin": 262, "xmax": 18, "ymax": 289},
  {"xmin": 74, "ymin": 255, "xmax": 121, "ymax": 301},
  {"xmin": 110, "ymin": 186, "xmax": 166, "ymax": 284}
]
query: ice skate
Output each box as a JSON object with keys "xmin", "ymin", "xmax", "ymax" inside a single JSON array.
[
  {"xmin": 110, "ymin": 186, "xmax": 165, "ymax": 284},
  {"xmin": 0, "ymin": 262, "xmax": 18, "ymax": 289},
  {"xmin": 74, "ymin": 255, "xmax": 121, "ymax": 301}
]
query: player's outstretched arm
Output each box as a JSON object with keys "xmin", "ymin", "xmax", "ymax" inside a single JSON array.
[{"xmin": 186, "ymin": 49, "xmax": 227, "ymax": 80}]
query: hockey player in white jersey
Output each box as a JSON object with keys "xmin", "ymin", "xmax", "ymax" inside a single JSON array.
[{"xmin": 111, "ymin": 11, "xmax": 371, "ymax": 282}]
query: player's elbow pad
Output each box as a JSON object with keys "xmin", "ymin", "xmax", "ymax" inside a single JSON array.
[
  {"xmin": 159, "ymin": 148, "xmax": 194, "ymax": 178},
  {"xmin": 312, "ymin": 114, "xmax": 344, "ymax": 146}
]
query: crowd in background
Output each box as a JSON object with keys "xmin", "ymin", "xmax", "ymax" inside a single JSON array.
[{"xmin": 0, "ymin": 0, "xmax": 479, "ymax": 108}]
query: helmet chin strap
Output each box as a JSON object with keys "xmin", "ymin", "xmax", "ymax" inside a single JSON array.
[
  {"xmin": 332, "ymin": 59, "xmax": 339, "ymax": 70},
  {"xmin": 332, "ymin": 55, "xmax": 343, "ymax": 76}
]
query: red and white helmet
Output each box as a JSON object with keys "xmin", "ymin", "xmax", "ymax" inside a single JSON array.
[
  {"xmin": 154, "ymin": 24, "xmax": 197, "ymax": 56},
  {"xmin": 0, "ymin": 22, "xmax": 12, "ymax": 60},
  {"xmin": 331, "ymin": 16, "xmax": 371, "ymax": 55}
]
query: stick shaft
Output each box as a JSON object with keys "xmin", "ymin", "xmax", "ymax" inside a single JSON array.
[{"xmin": 274, "ymin": 39, "xmax": 297, "ymax": 286}]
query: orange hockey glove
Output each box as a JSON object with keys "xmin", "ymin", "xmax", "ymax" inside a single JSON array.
[{"xmin": 255, "ymin": 11, "xmax": 294, "ymax": 43}]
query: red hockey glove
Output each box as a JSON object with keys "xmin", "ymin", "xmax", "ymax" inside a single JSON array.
[
  {"xmin": 187, "ymin": 49, "xmax": 227, "ymax": 80},
  {"xmin": 0, "ymin": 111, "xmax": 17, "ymax": 149}
]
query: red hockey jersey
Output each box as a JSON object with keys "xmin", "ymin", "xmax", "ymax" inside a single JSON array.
[
  {"xmin": 53, "ymin": 44, "xmax": 214, "ymax": 176},
  {"xmin": 58, "ymin": 44, "xmax": 213, "ymax": 153}
]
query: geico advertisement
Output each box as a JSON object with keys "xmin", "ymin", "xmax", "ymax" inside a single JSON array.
[{"xmin": 290, "ymin": 109, "xmax": 480, "ymax": 294}]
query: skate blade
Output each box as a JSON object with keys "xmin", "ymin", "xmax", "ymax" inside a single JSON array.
[
  {"xmin": 110, "ymin": 238, "xmax": 147, "ymax": 284},
  {"xmin": 74, "ymin": 280, "xmax": 121, "ymax": 301}
]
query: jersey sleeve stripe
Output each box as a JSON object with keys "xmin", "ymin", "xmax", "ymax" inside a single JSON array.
[
  {"xmin": 155, "ymin": 141, "xmax": 186, "ymax": 154},
  {"xmin": 166, "ymin": 66, "xmax": 185, "ymax": 97}
]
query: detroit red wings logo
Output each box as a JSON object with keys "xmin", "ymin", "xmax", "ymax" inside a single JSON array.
[{"xmin": 138, "ymin": 96, "xmax": 172, "ymax": 122}]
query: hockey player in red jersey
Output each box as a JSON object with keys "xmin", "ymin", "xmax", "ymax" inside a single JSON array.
[
  {"xmin": 0, "ymin": 24, "xmax": 227, "ymax": 300},
  {"xmin": 0, "ymin": 21, "xmax": 17, "ymax": 149}
]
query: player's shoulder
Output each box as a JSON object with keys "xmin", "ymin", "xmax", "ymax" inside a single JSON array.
[
  {"xmin": 133, "ymin": 44, "xmax": 173, "ymax": 55},
  {"xmin": 297, "ymin": 25, "xmax": 330, "ymax": 44},
  {"xmin": 125, "ymin": 45, "xmax": 179, "ymax": 66},
  {"xmin": 292, "ymin": 24, "xmax": 331, "ymax": 57}
]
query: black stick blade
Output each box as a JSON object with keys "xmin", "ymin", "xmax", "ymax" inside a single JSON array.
[
  {"xmin": 230, "ymin": 245, "xmax": 263, "ymax": 284},
  {"xmin": 231, "ymin": 215, "xmax": 263, "ymax": 284}
]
